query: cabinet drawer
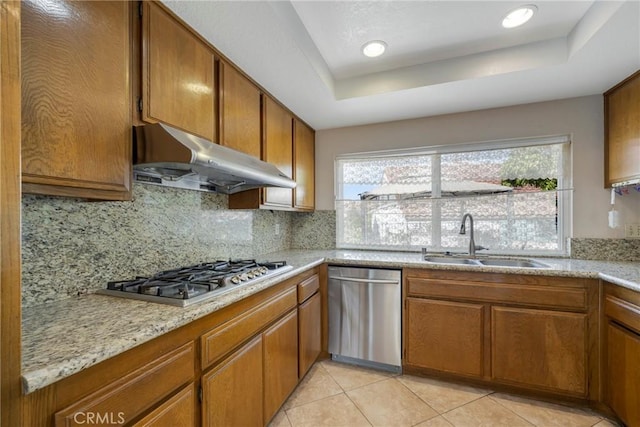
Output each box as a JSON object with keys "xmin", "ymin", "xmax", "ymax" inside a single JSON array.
[
  {"xmin": 133, "ymin": 383, "xmax": 195, "ymax": 427},
  {"xmin": 297, "ymin": 274, "xmax": 319, "ymax": 304},
  {"xmin": 201, "ymin": 287, "xmax": 297, "ymax": 369},
  {"xmin": 55, "ymin": 342, "xmax": 194, "ymax": 427},
  {"xmin": 407, "ymin": 277, "xmax": 587, "ymax": 311},
  {"xmin": 605, "ymin": 295, "xmax": 640, "ymax": 335}
]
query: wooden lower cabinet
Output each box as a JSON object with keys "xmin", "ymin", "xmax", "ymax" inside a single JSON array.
[
  {"xmin": 54, "ymin": 342, "xmax": 195, "ymax": 427},
  {"xmin": 202, "ymin": 336, "xmax": 264, "ymax": 427},
  {"xmin": 263, "ymin": 310, "xmax": 299, "ymax": 424},
  {"xmin": 405, "ymin": 297, "xmax": 485, "ymax": 377},
  {"xmin": 603, "ymin": 284, "xmax": 640, "ymax": 426},
  {"xmin": 133, "ymin": 383, "xmax": 196, "ymax": 427},
  {"xmin": 403, "ymin": 269, "xmax": 598, "ymax": 403},
  {"xmin": 298, "ymin": 292, "xmax": 322, "ymax": 378},
  {"xmin": 492, "ymin": 306, "xmax": 587, "ymax": 395},
  {"xmin": 605, "ymin": 323, "xmax": 640, "ymax": 426}
]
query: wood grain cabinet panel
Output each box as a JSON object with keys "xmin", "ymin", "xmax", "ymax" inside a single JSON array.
[
  {"xmin": 298, "ymin": 292, "xmax": 322, "ymax": 378},
  {"xmin": 219, "ymin": 61, "xmax": 261, "ymax": 157},
  {"xmin": 263, "ymin": 96, "xmax": 294, "ymax": 208},
  {"xmin": 21, "ymin": 0, "xmax": 132, "ymax": 200},
  {"xmin": 142, "ymin": 1, "xmax": 215, "ymax": 141},
  {"xmin": 491, "ymin": 306, "xmax": 587, "ymax": 395},
  {"xmin": 294, "ymin": 119, "xmax": 315, "ymax": 210},
  {"xmin": 202, "ymin": 336, "xmax": 264, "ymax": 427},
  {"xmin": 605, "ymin": 323, "xmax": 640, "ymax": 427},
  {"xmin": 55, "ymin": 342, "xmax": 194, "ymax": 427},
  {"xmin": 405, "ymin": 297, "xmax": 485, "ymax": 377},
  {"xmin": 200, "ymin": 287, "xmax": 297, "ymax": 369},
  {"xmin": 263, "ymin": 310, "xmax": 299, "ymax": 424},
  {"xmin": 605, "ymin": 70, "xmax": 640, "ymax": 187},
  {"xmin": 133, "ymin": 383, "xmax": 195, "ymax": 427}
]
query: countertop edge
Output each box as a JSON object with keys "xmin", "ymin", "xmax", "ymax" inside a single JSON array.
[{"xmin": 21, "ymin": 250, "xmax": 639, "ymax": 394}]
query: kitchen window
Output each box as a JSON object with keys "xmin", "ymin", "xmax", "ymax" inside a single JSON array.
[{"xmin": 335, "ymin": 135, "xmax": 572, "ymax": 255}]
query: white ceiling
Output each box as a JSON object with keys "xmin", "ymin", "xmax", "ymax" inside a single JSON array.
[{"xmin": 163, "ymin": 0, "xmax": 640, "ymax": 130}]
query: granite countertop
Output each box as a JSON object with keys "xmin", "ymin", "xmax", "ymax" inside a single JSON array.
[{"xmin": 21, "ymin": 249, "xmax": 640, "ymax": 394}]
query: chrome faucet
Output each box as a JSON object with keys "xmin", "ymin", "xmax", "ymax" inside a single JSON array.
[{"xmin": 459, "ymin": 213, "xmax": 487, "ymax": 258}]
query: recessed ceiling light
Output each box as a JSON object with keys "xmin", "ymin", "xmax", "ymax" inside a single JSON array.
[
  {"xmin": 362, "ymin": 40, "xmax": 387, "ymax": 58},
  {"xmin": 502, "ymin": 5, "xmax": 537, "ymax": 28}
]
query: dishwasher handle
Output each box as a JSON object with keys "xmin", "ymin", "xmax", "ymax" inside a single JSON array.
[{"xmin": 328, "ymin": 276, "xmax": 400, "ymax": 285}]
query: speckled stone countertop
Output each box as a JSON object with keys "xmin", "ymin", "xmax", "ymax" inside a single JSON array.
[{"xmin": 21, "ymin": 249, "xmax": 640, "ymax": 394}]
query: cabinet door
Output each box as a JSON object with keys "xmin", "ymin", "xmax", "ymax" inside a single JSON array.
[
  {"xmin": 405, "ymin": 298, "xmax": 485, "ymax": 377},
  {"xmin": 606, "ymin": 322, "xmax": 640, "ymax": 427},
  {"xmin": 294, "ymin": 119, "xmax": 315, "ymax": 210},
  {"xmin": 219, "ymin": 61, "xmax": 261, "ymax": 157},
  {"xmin": 142, "ymin": 2, "xmax": 215, "ymax": 141},
  {"xmin": 21, "ymin": 0, "xmax": 131, "ymax": 200},
  {"xmin": 299, "ymin": 292, "xmax": 321, "ymax": 378},
  {"xmin": 263, "ymin": 310, "xmax": 298, "ymax": 424},
  {"xmin": 263, "ymin": 96, "xmax": 293, "ymax": 208},
  {"xmin": 202, "ymin": 336, "xmax": 263, "ymax": 427},
  {"xmin": 605, "ymin": 71, "xmax": 640, "ymax": 187},
  {"xmin": 492, "ymin": 306, "xmax": 587, "ymax": 395},
  {"xmin": 133, "ymin": 383, "xmax": 195, "ymax": 427}
]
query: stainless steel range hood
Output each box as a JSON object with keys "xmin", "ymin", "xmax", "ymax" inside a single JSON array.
[{"xmin": 133, "ymin": 123, "xmax": 296, "ymax": 194}]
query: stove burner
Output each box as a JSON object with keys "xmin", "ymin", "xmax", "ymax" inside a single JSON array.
[{"xmin": 101, "ymin": 259, "xmax": 292, "ymax": 307}]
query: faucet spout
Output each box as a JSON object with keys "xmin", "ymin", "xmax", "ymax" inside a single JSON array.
[{"xmin": 460, "ymin": 213, "xmax": 478, "ymax": 258}]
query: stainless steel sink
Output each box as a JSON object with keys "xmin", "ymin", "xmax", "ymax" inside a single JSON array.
[
  {"xmin": 423, "ymin": 257, "xmax": 481, "ymax": 265},
  {"xmin": 477, "ymin": 259, "xmax": 550, "ymax": 268},
  {"xmin": 422, "ymin": 256, "xmax": 550, "ymax": 269}
]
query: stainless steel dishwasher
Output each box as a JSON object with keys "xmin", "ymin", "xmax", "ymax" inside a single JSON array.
[{"xmin": 328, "ymin": 266, "xmax": 402, "ymax": 372}]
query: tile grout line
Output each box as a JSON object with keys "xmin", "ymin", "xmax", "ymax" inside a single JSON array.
[
  {"xmin": 399, "ymin": 375, "xmax": 497, "ymax": 418},
  {"xmin": 486, "ymin": 394, "xmax": 540, "ymax": 427},
  {"xmin": 343, "ymin": 389, "xmax": 375, "ymax": 427}
]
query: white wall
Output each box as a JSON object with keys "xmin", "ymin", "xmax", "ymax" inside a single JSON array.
[{"xmin": 316, "ymin": 95, "xmax": 640, "ymax": 238}]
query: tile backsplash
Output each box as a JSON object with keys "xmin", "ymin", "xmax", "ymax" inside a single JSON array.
[
  {"xmin": 22, "ymin": 184, "xmax": 293, "ymax": 307},
  {"xmin": 21, "ymin": 183, "xmax": 639, "ymax": 307},
  {"xmin": 570, "ymin": 238, "xmax": 640, "ymax": 262}
]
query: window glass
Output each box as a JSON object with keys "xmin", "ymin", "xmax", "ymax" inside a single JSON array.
[{"xmin": 335, "ymin": 138, "xmax": 571, "ymax": 255}]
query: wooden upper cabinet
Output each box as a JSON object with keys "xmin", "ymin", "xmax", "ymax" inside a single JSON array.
[
  {"xmin": 263, "ymin": 96, "xmax": 294, "ymax": 208},
  {"xmin": 219, "ymin": 61, "xmax": 261, "ymax": 157},
  {"xmin": 141, "ymin": 1, "xmax": 215, "ymax": 141},
  {"xmin": 294, "ymin": 119, "xmax": 315, "ymax": 210},
  {"xmin": 21, "ymin": 0, "xmax": 132, "ymax": 200},
  {"xmin": 604, "ymin": 70, "xmax": 640, "ymax": 187}
]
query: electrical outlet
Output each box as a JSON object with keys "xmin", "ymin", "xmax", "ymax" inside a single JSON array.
[
  {"xmin": 624, "ymin": 223, "xmax": 640, "ymax": 238},
  {"xmin": 275, "ymin": 223, "xmax": 280, "ymax": 236}
]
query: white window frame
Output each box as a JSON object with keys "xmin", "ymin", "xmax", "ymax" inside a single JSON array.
[{"xmin": 335, "ymin": 134, "xmax": 573, "ymax": 255}]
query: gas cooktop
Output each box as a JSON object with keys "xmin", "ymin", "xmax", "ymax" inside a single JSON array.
[{"xmin": 97, "ymin": 259, "xmax": 293, "ymax": 307}]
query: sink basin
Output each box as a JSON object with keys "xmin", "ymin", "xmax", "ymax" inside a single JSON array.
[
  {"xmin": 478, "ymin": 259, "xmax": 550, "ymax": 268},
  {"xmin": 423, "ymin": 257, "xmax": 481, "ymax": 265},
  {"xmin": 422, "ymin": 256, "xmax": 550, "ymax": 269}
]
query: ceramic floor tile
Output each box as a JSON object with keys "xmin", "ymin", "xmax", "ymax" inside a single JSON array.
[
  {"xmin": 347, "ymin": 378, "xmax": 438, "ymax": 426},
  {"xmin": 321, "ymin": 360, "xmax": 396, "ymax": 391},
  {"xmin": 415, "ymin": 415, "xmax": 455, "ymax": 427},
  {"xmin": 443, "ymin": 396, "xmax": 533, "ymax": 427},
  {"xmin": 283, "ymin": 363, "xmax": 343, "ymax": 410},
  {"xmin": 285, "ymin": 393, "xmax": 372, "ymax": 427},
  {"xmin": 268, "ymin": 410, "xmax": 292, "ymax": 427},
  {"xmin": 398, "ymin": 375, "xmax": 491, "ymax": 413},
  {"xmin": 490, "ymin": 393, "xmax": 602, "ymax": 427}
]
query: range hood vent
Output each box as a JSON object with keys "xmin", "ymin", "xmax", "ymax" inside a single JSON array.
[{"xmin": 133, "ymin": 123, "xmax": 296, "ymax": 195}]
